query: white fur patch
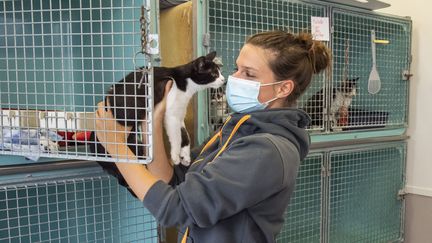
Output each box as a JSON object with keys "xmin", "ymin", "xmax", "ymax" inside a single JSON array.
[
  {"xmin": 165, "ymin": 72, "xmax": 225, "ymax": 165},
  {"xmin": 331, "ymin": 89, "xmax": 355, "ymax": 127}
]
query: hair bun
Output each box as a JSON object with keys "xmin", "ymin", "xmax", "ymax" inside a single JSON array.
[{"xmin": 295, "ymin": 32, "xmax": 331, "ymax": 74}]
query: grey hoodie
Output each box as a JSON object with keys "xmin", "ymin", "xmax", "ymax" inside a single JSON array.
[{"xmin": 143, "ymin": 108, "xmax": 311, "ymax": 243}]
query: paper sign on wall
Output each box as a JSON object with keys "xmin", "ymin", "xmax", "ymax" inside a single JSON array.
[{"xmin": 311, "ymin": 17, "xmax": 330, "ymax": 41}]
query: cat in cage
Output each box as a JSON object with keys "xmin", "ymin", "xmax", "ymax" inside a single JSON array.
[
  {"xmin": 303, "ymin": 77, "xmax": 358, "ymax": 128},
  {"xmin": 89, "ymin": 51, "xmax": 224, "ymax": 192},
  {"xmin": 209, "ymin": 86, "xmax": 230, "ymax": 131}
]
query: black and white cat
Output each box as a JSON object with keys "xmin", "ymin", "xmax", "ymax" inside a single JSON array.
[
  {"xmin": 303, "ymin": 77, "xmax": 358, "ymax": 128},
  {"xmin": 164, "ymin": 52, "xmax": 225, "ymax": 164},
  {"xmin": 90, "ymin": 51, "xmax": 224, "ymax": 165}
]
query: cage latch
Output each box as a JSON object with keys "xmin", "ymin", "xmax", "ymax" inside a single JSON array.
[
  {"xmin": 397, "ymin": 189, "xmax": 407, "ymax": 200},
  {"xmin": 402, "ymin": 70, "xmax": 413, "ymax": 81}
]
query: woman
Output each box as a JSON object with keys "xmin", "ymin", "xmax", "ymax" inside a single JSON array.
[{"xmin": 95, "ymin": 30, "xmax": 331, "ymax": 242}]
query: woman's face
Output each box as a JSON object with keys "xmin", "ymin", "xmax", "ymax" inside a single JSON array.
[{"xmin": 232, "ymin": 44, "xmax": 292, "ymax": 109}]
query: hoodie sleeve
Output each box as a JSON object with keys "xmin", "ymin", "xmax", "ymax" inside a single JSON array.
[
  {"xmin": 143, "ymin": 134, "xmax": 299, "ymax": 228},
  {"xmin": 167, "ymin": 135, "xmax": 212, "ymax": 187}
]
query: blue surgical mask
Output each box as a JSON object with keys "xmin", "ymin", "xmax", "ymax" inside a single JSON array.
[{"xmin": 226, "ymin": 75, "xmax": 284, "ymax": 113}]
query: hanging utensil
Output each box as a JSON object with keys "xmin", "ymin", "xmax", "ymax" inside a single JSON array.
[{"xmin": 368, "ymin": 30, "xmax": 381, "ymax": 94}]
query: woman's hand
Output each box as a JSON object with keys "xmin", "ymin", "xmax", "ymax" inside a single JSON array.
[
  {"xmin": 141, "ymin": 80, "xmax": 173, "ymax": 134},
  {"xmin": 95, "ymin": 100, "xmax": 132, "ymax": 152},
  {"xmin": 143, "ymin": 80, "xmax": 174, "ymax": 183},
  {"xmin": 153, "ymin": 80, "xmax": 173, "ymax": 124}
]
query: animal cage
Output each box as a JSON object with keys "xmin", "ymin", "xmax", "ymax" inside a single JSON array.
[
  {"xmin": 328, "ymin": 142, "xmax": 406, "ymax": 242},
  {"xmin": 199, "ymin": 0, "xmax": 411, "ymax": 137},
  {"xmin": 277, "ymin": 153, "xmax": 324, "ymax": 243},
  {"xmin": 331, "ymin": 7, "xmax": 411, "ymax": 132},
  {"xmin": 0, "ymin": 0, "xmax": 159, "ymax": 163},
  {"xmin": 276, "ymin": 141, "xmax": 406, "ymax": 242},
  {"xmin": 0, "ymin": 162, "xmax": 158, "ymax": 243},
  {"xmin": 205, "ymin": 0, "xmax": 328, "ymax": 133}
]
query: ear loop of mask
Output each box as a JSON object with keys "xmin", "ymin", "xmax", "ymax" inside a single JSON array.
[{"xmin": 260, "ymin": 80, "xmax": 286, "ymax": 106}]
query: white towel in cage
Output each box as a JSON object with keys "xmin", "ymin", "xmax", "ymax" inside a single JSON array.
[{"xmin": 1, "ymin": 128, "xmax": 64, "ymax": 161}]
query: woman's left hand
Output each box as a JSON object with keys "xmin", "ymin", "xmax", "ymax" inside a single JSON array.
[{"xmin": 95, "ymin": 100, "xmax": 132, "ymax": 149}]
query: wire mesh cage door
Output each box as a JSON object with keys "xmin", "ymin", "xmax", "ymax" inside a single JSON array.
[
  {"xmin": 0, "ymin": 0, "xmax": 159, "ymax": 163},
  {"xmin": 205, "ymin": 0, "xmax": 328, "ymax": 134},
  {"xmin": 328, "ymin": 142, "xmax": 406, "ymax": 242},
  {"xmin": 277, "ymin": 153, "xmax": 324, "ymax": 243},
  {"xmin": 330, "ymin": 8, "xmax": 412, "ymax": 132},
  {"xmin": 0, "ymin": 167, "xmax": 158, "ymax": 242}
]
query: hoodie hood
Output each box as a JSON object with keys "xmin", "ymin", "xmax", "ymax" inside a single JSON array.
[{"xmin": 220, "ymin": 108, "xmax": 311, "ymax": 160}]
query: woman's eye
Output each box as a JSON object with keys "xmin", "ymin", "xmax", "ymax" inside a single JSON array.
[{"xmin": 246, "ymin": 73, "xmax": 255, "ymax": 78}]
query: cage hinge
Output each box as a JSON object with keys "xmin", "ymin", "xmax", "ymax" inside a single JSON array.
[
  {"xmin": 402, "ymin": 70, "xmax": 413, "ymax": 81},
  {"xmin": 203, "ymin": 33, "xmax": 211, "ymax": 47},
  {"xmin": 8, "ymin": 110, "xmax": 17, "ymax": 118},
  {"xmin": 323, "ymin": 112, "xmax": 332, "ymax": 131},
  {"xmin": 39, "ymin": 111, "xmax": 47, "ymax": 120},
  {"xmin": 66, "ymin": 112, "xmax": 74, "ymax": 120},
  {"xmin": 397, "ymin": 189, "xmax": 407, "ymax": 200}
]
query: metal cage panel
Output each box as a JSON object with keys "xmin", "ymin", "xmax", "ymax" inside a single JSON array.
[
  {"xmin": 328, "ymin": 142, "xmax": 405, "ymax": 242},
  {"xmin": 331, "ymin": 8, "xmax": 411, "ymax": 131},
  {"xmin": 277, "ymin": 153, "xmax": 323, "ymax": 243},
  {"xmin": 0, "ymin": 0, "xmax": 156, "ymax": 163},
  {"xmin": 206, "ymin": 0, "xmax": 328, "ymax": 132},
  {"xmin": 0, "ymin": 167, "xmax": 157, "ymax": 243}
]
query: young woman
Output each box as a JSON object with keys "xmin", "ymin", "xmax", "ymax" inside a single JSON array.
[{"xmin": 95, "ymin": 30, "xmax": 331, "ymax": 242}]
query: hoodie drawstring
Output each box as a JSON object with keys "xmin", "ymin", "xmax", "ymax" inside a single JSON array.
[{"xmin": 181, "ymin": 114, "xmax": 251, "ymax": 242}]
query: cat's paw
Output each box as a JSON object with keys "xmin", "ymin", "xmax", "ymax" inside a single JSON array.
[
  {"xmin": 170, "ymin": 149, "xmax": 182, "ymax": 165},
  {"xmin": 179, "ymin": 146, "xmax": 191, "ymax": 166}
]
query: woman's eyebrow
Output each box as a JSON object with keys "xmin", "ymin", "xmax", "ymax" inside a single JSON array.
[{"xmin": 237, "ymin": 64, "xmax": 258, "ymax": 72}]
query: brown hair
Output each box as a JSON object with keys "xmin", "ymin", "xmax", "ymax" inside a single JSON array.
[{"xmin": 246, "ymin": 30, "xmax": 331, "ymax": 106}]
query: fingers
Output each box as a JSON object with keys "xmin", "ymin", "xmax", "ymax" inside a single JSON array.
[
  {"xmin": 96, "ymin": 101, "xmax": 105, "ymax": 118},
  {"xmin": 96, "ymin": 100, "xmax": 113, "ymax": 119}
]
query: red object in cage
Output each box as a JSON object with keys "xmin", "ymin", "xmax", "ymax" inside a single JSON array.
[{"xmin": 338, "ymin": 106, "xmax": 349, "ymax": 126}]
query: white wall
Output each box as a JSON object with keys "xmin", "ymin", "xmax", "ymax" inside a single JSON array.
[{"xmin": 378, "ymin": 0, "xmax": 432, "ymax": 197}]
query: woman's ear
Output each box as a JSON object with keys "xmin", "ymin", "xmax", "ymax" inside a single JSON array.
[{"xmin": 276, "ymin": 80, "xmax": 294, "ymax": 98}]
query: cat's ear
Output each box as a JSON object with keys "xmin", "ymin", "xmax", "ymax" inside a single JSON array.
[
  {"xmin": 194, "ymin": 56, "xmax": 207, "ymax": 72},
  {"xmin": 206, "ymin": 51, "xmax": 217, "ymax": 61},
  {"xmin": 213, "ymin": 56, "xmax": 224, "ymax": 67},
  {"xmin": 352, "ymin": 77, "xmax": 359, "ymax": 84}
]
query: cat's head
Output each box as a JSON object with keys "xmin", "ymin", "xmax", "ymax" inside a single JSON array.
[
  {"xmin": 339, "ymin": 77, "xmax": 358, "ymax": 97},
  {"xmin": 189, "ymin": 51, "xmax": 225, "ymax": 89}
]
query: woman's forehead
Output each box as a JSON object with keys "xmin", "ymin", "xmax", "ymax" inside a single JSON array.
[{"xmin": 236, "ymin": 44, "xmax": 272, "ymax": 71}]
